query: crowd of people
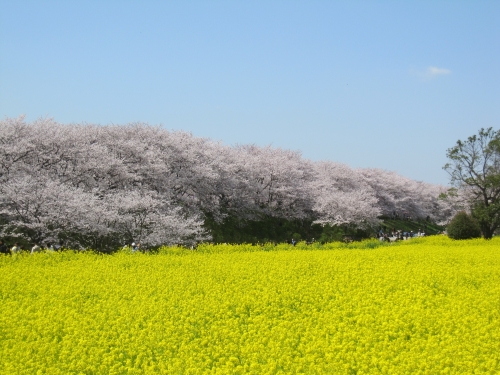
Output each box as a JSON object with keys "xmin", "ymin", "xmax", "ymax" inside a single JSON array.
[
  {"xmin": 0, "ymin": 240, "xmax": 152, "ymax": 255},
  {"xmin": 122, "ymin": 242, "xmax": 144, "ymax": 252},
  {"xmin": 378, "ymin": 228, "xmax": 426, "ymax": 242},
  {"xmin": 0, "ymin": 240, "xmax": 63, "ymax": 255},
  {"xmin": 0, "ymin": 240, "xmax": 159, "ymax": 255}
]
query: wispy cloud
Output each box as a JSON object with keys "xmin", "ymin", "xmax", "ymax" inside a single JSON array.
[
  {"xmin": 410, "ymin": 66, "xmax": 452, "ymax": 80},
  {"xmin": 426, "ymin": 66, "xmax": 451, "ymax": 77}
]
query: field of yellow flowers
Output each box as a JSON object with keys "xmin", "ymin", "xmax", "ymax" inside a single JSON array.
[{"xmin": 1, "ymin": 236, "xmax": 499, "ymax": 374}]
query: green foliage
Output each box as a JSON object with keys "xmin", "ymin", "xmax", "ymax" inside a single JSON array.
[
  {"xmin": 204, "ymin": 214, "xmax": 445, "ymax": 245},
  {"xmin": 204, "ymin": 213, "xmax": 381, "ymax": 244},
  {"xmin": 447, "ymin": 211, "xmax": 482, "ymax": 240},
  {"xmin": 380, "ymin": 217, "xmax": 443, "ymax": 235},
  {"xmin": 317, "ymin": 224, "xmax": 373, "ymax": 243},
  {"xmin": 471, "ymin": 201, "xmax": 500, "ymax": 239},
  {"xmin": 203, "ymin": 213, "xmax": 324, "ymax": 244}
]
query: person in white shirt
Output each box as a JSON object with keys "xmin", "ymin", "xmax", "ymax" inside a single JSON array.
[
  {"xmin": 10, "ymin": 243, "xmax": 21, "ymax": 254},
  {"xmin": 31, "ymin": 243, "xmax": 42, "ymax": 254}
]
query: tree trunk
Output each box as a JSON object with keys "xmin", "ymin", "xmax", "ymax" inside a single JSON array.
[{"xmin": 481, "ymin": 225, "xmax": 494, "ymax": 239}]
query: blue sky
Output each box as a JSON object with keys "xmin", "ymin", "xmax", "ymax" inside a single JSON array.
[{"xmin": 1, "ymin": 1, "xmax": 499, "ymax": 185}]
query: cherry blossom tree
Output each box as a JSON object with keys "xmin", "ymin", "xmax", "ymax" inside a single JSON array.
[
  {"xmin": 358, "ymin": 168, "xmax": 457, "ymax": 228},
  {"xmin": 310, "ymin": 162, "xmax": 380, "ymax": 228},
  {"xmin": 0, "ymin": 175, "xmax": 112, "ymax": 246},
  {"xmin": 110, "ymin": 191, "xmax": 207, "ymax": 247},
  {"xmin": 229, "ymin": 145, "xmax": 315, "ymax": 220},
  {"xmin": 0, "ymin": 117, "xmax": 208, "ymax": 249}
]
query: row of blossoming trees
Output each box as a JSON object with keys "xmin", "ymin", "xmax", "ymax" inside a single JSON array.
[{"xmin": 0, "ymin": 117, "xmax": 455, "ymax": 250}]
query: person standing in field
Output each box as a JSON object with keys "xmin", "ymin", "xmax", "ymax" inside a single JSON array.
[
  {"xmin": 10, "ymin": 243, "xmax": 21, "ymax": 254},
  {"xmin": 31, "ymin": 243, "xmax": 42, "ymax": 254},
  {"xmin": 0, "ymin": 240, "xmax": 9, "ymax": 255}
]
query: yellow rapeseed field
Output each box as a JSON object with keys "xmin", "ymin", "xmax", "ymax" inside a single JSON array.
[{"xmin": 0, "ymin": 237, "xmax": 499, "ymax": 374}]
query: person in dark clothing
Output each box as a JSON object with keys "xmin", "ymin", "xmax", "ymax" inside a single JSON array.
[{"xmin": 0, "ymin": 240, "xmax": 9, "ymax": 255}]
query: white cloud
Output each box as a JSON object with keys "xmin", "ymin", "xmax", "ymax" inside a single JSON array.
[
  {"xmin": 426, "ymin": 66, "xmax": 451, "ymax": 76},
  {"xmin": 410, "ymin": 66, "xmax": 452, "ymax": 80}
]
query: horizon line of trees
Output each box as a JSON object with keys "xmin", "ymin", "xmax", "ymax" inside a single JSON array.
[{"xmin": 0, "ymin": 116, "xmax": 456, "ymax": 250}]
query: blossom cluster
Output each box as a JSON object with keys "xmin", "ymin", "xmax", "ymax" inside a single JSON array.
[{"xmin": 1, "ymin": 236, "xmax": 498, "ymax": 374}]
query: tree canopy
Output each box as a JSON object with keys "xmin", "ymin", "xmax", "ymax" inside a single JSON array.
[{"xmin": 444, "ymin": 127, "xmax": 500, "ymax": 239}]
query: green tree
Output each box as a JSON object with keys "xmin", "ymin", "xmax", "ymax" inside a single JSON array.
[
  {"xmin": 446, "ymin": 211, "xmax": 481, "ymax": 240},
  {"xmin": 444, "ymin": 128, "xmax": 500, "ymax": 239}
]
